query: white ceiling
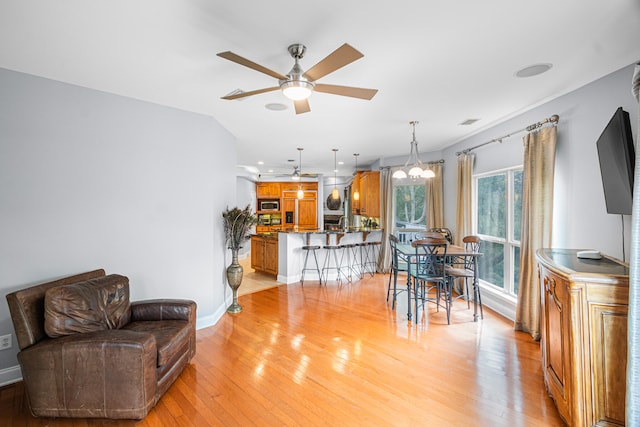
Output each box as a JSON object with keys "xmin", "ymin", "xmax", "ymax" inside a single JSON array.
[{"xmin": 2, "ymin": 0, "xmax": 640, "ymax": 178}]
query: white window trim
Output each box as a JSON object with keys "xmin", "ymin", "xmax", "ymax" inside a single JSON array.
[{"xmin": 473, "ymin": 165, "xmax": 522, "ymax": 321}]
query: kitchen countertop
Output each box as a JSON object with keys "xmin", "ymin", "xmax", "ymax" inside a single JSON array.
[{"xmin": 258, "ymin": 227, "xmax": 382, "ymax": 234}]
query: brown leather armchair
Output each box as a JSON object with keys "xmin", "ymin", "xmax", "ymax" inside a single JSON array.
[{"xmin": 6, "ymin": 269, "xmax": 197, "ymax": 419}]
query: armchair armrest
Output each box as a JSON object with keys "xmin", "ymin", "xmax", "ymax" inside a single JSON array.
[
  {"xmin": 18, "ymin": 329, "xmax": 157, "ymax": 419},
  {"xmin": 130, "ymin": 299, "xmax": 197, "ymax": 361},
  {"xmin": 130, "ymin": 299, "xmax": 197, "ymax": 322}
]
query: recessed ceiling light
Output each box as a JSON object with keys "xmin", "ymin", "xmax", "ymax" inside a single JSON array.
[
  {"xmin": 257, "ymin": 161, "xmax": 264, "ymax": 165},
  {"xmin": 265, "ymin": 103, "xmax": 288, "ymax": 111},
  {"xmin": 338, "ymin": 161, "xmax": 344, "ymax": 165},
  {"xmin": 515, "ymin": 63, "xmax": 553, "ymax": 78}
]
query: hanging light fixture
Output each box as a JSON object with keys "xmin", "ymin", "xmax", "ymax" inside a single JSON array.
[
  {"xmin": 297, "ymin": 148, "xmax": 304, "ymax": 199},
  {"xmin": 331, "ymin": 148, "xmax": 340, "ymax": 200},
  {"xmin": 353, "ymin": 153, "xmax": 360, "ymax": 201},
  {"xmin": 392, "ymin": 121, "xmax": 435, "ymax": 179}
]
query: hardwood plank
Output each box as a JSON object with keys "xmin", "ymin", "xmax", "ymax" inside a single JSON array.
[{"xmin": 0, "ymin": 271, "xmax": 564, "ymax": 426}]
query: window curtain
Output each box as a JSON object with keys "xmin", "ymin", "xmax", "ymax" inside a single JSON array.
[
  {"xmin": 514, "ymin": 125, "xmax": 557, "ymax": 340},
  {"xmin": 627, "ymin": 61, "xmax": 640, "ymax": 426},
  {"xmin": 454, "ymin": 153, "xmax": 475, "ymax": 246},
  {"xmin": 425, "ymin": 163, "xmax": 444, "ymax": 228},
  {"xmin": 377, "ymin": 168, "xmax": 393, "ymax": 273}
]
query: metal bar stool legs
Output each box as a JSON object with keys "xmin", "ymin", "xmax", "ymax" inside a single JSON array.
[
  {"xmin": 300, "ymin": 245, "xmax": 322, "ymax": 286},
  {"xmin": 322, "ymin": 245, "xmax": 343, "ymax": 284}
]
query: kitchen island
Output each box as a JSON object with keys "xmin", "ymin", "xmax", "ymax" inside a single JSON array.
[{"xmin": 250, "ymin": 228, "xmax": 383, "ymax": 284}]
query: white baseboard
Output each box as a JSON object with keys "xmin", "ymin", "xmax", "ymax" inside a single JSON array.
[
  {"xmin": 478, "ymin": 284, "xmax": 517, "ymax": 321},
  {"xmin": 0, "ymin": 365, "xmax": 22, "ymax": 387}
]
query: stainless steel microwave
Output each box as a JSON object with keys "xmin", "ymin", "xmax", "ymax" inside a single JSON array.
[{"xmin": 260, "ymin": 200, "xmax": 279, "ymax": 211}]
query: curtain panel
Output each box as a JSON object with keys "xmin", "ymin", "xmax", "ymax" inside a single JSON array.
[
  {"xmin": 425, "ymin": 163, "xmax": 444, "ymax": 228},
  {"xmin": 377, "ymin": 168, "xmax": 393, "ymax": 273},
  {"xmin": 514, "ymin": 125, "xmax": 557, "ymax": 340},
  {"xmin": 454, "ymin": 153, "xmax": 475, "ymax": 247}
]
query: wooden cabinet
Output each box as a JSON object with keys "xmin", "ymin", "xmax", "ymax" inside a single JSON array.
[
  {"xmin": 251, "ymin": 235, "xmax": 278, "ymax": 276},
  {"xmin": 281, "ymin": 188, "xmax": 318, "ymax": 230},
  {"xmin": 536, "ymin": 248, "xmax": 629, "ymax": 427},
  {"xmin": 352, "ymin": 171, "xmax": 380, "ymax": 217},
  {"xmin": 256, "ymin": 182, "xmax": 281, "ymax": 199}
]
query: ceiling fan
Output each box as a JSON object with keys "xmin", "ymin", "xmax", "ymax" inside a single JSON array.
[
  {"xmin": 217, "ymin": 43, "xmax": 378, "ymax": 114},
  {"xmin": 259, "ymin": 165, "xmax": 318, "ymax": 180}
]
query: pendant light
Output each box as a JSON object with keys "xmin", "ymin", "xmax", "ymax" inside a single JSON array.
[
  {"xmin": 331, "ymin": 148, "xmax": 340, "ymax": 200},
  {"xmin": 392, "ymin": 121, "xmax": 435, "ymax": 179},
  {"xmin": 353, "ymin": 153, "xmax": 360, "ymax": 201},
  {"xmin": 297, "ymin": 148, "xmax": 304, "ymax": 199}
]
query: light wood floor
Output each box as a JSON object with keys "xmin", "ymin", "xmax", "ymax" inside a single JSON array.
[{"xmin": 1, "ymin": 270, "xmax": 565, "ymax": 426}]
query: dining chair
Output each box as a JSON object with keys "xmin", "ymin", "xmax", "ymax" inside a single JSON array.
[
  {"xmin": 387, "ymin": 234, "xmax": 408, "ymax": 309},
  {"xmin": 445, "ymin": 235, "xmax": 483, "ymax": 318},
  {"xmin": 409, "ymin": 237, "xmax": 450, "ymax": 324},
  {"xmin": 428, "ymin": 227, "xmax": 453, "ymax": 244}
]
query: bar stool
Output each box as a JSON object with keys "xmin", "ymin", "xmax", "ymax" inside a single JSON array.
[
  {"xmin": 339, "ymin": 243, "xmax": 357, "ymax": 283},
  {"xmin": 366, "ymin": 241, "xmax": 381, "ymax": 275},
  {"xmin": 322, "ymin": 245, "xmax": 344, "ymax": 284},
  {"xmin": 300, "ymin": 245, "xmax": 322, "ymax": 286},
  {"xmin": 355, "ymin": 242, "xmax": 369, "ymax": 279}
]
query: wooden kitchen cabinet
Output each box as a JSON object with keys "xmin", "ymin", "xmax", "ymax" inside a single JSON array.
[
  {"xmin": 256, "ymin": 182, "xmax": 281, "ymax": 199},
  {"xmin": 251, "ymin": 235, "xmax": 278, "ymax": 276},
  {"xmin": 536, "ymin": 248, "xmax": 628, "ymax": 427},
  {"xmin": 281, "ymin": 188, "xmax": 317, "ymax": 230},
  {"xmin": 352, "ymin": 171, "xmax": 380, "ymax": 217}
]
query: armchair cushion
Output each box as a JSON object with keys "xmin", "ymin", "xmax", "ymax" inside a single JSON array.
[{"xmin": 44, "ymin": 274, "xmax": 131, "ymax": 338}]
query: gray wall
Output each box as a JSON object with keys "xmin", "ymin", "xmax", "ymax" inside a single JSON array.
[
  {"xmin": 441, "ymin": 63, "xmax": 638, "ymax": 260},
  {"xmin": 0, "ymin": 68, "xmax": 237, "ymax": 382}
]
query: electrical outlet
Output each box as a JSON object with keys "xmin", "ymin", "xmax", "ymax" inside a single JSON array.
[{"xmin": 0, "ymin": 334, "xmax": 12, "ymax": 350}]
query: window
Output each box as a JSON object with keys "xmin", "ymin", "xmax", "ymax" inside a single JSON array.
[
  {"xmin": 474, "ymin": 167, "xmax": 522, "ymax": 298},
  {"xmin": 392, "ymin": 178, "xmax": 426, "ymax": 241}
]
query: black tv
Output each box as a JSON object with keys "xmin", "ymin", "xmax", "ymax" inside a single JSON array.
[{"xmin": 596, "ymin": 107, "xmax": 635, "ymax": 215}]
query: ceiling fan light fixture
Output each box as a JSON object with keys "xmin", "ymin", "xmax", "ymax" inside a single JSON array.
[{"xmin": 280, "ymin": 80, "xmax": 314, "ymax": 101}]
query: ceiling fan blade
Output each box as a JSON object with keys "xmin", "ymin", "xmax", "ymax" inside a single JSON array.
[
  {"xmin": 294, "ymin": 99, "xmax": 311, "ymax": 114},
  {"xmin": 217, "ymin": 51, "xmax": 288, "ymax": 80},
  {"xmin": 221, "ymin": 87, "xmax": 279, "ymax": 100},
  {"xmin": 314, "ymin": 84, "xmax": 378, "ymax": 100},
  {"xmin": 303, "ymin": 43, "xmax": 364, "ymax": 81}
]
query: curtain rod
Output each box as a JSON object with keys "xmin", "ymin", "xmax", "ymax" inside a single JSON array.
[
  {"xmin": 455, "ymin": 114, "xmax": 559, "ymax": 156},
  {"xmin": 380, "ymin": 159, "xmax": 445, "ymax": 170}
]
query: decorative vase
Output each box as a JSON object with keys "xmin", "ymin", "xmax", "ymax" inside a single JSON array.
[{"xmin": 226, "ymin": 248, "xmax": 243, "ymax": 313}]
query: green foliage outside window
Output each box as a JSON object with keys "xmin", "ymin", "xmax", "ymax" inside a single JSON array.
[
  {"xmin": 394, "ymin": 185, "xmax": 426, "ymax": 228},
  {"xmin": 477, "ymin": 174, "xmax": 506, "ymax": 238}
]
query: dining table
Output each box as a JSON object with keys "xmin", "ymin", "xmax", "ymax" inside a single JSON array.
[{"xmin": 396, "ymin": 242, "xmax": 483, "ymax": 322}]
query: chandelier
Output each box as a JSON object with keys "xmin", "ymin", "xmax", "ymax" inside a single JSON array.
[{"xmin": 392, "ymin": 121, "xmax": 435, "ymax": 179}]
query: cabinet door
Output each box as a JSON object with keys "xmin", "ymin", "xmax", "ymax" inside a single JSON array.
[
  {"xmin": 589, "ymin": 302, "xmax": 627, "ymax": 425},
  {"xmin": 251, "ymin": 238, "xmax": 265, "ymax": 270},
  {"xmin": 540, "ymin": 267, "xmax": 571, "ymax": 424},
  {"xmin": 264, "ymin": 239, "xmax": 278, "ymax": 275},
  {"xmin": 257, "ymin": 183, "xmax": 280, "ymax": 198},
  {"xmin": 365, "ymin": 171, "xmax": 380, "ymax": 217},
  {"xmin": 298, "ymin": 196, "xmax": 317, "ymax": 229}
]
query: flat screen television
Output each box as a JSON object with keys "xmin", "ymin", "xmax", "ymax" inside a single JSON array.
[{"xmin": 596, "ymin": 107, "xmax": 635, "ymax": 215}]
